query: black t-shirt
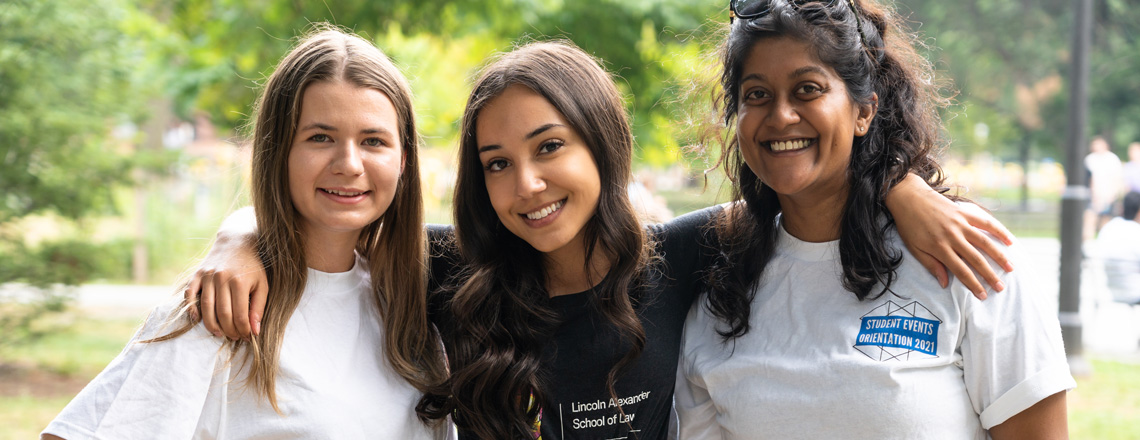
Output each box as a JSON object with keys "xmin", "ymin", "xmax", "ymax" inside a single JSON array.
[{"xmin": 427, "ymin": 206, "xmax": 720, "ymax": 440}]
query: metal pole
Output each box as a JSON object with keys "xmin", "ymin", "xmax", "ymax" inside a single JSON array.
[{"xmin": 1058, "ymin": 0, "xmax": 1092, "ymax": 376}]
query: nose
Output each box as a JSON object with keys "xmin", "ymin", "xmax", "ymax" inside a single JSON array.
[
  {"xmin": 514, "ymin": 162, "xmax": 546, "ymax": 198},
  {"xmin": 766, "ymin": 96, "xmax": 801, "ymax": 129},
  {"xmin": 331, "ymin": 142, "xmax": 364, "ymax": 176}
]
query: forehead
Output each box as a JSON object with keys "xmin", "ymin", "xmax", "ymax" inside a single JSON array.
[
  {"xmin": 297, "ymin": 80, "xmax": 398, "ymax": 125},
  {"xmin": 475, "ymin": 84, "xmax": 569, "ymax": 144},
  {"xmin": 740, "ymin": 37, "xmax": 835, "ymax": 82}
]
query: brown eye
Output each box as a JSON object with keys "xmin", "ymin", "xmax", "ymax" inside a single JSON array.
[
  {"xmin": 795, "ymin": 84, "xmax": 824, "ymax": 96},
  {"xmin": 484, "ymin": 158, "xmax": 509, "ymax": 172},
  {"xmin": 741, "ymin": 89, "xmax": 769, "ymax": 103},
  {"xmin": 537, "ymin": 140, "xmax": 564, "ymax": 155}
]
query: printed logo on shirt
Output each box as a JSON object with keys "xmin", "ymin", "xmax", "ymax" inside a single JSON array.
[
  {"xmin": 548, "ymin": 390, "xmax": 650, "ymax": 438},
  {"xmin": 854, "ymin": 300, "xmax": 942, "ymax": 361}
]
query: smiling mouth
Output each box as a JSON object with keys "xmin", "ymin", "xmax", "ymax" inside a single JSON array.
[
  {"xmin": 524, "ymin": 199, "xmax": 565, "ymax": 220},
  {"xmin": 320, "ymin": 188, "xmax": 369, "ymax": 197},
  {"xmin": 765, "ymin": 138, "xmax": 814, "ymax": 152}
]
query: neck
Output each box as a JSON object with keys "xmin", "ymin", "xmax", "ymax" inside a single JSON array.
[
  {"xmin": 777, "ymin": 185, "xmax": 849, "ymax": 243},
  {"xmin": 301, "ymin": 228, "xmax": 362, "ymax": 273},
  {"xmin": 542, "ymin": 236, "xmax": 611, "ymax": 297}
]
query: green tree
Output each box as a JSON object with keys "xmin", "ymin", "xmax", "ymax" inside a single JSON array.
[
  {"xmin": 148, "ymin": 0, "xmax": 723, "ymax": 166},
  {"xmin": 0, "ymin": 0, "xmax": 169, "ymax": 346}
]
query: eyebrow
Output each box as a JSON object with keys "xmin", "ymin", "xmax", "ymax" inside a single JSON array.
[
  {"xmin": 740, "ymin": 65, "xmax": 829, "ymax": 84},
  {"xmin": 477, "ymin": 123, "xmax": 565, "ymax": 154},
  {"xmin": 298, "ymin": 123, "xmax": 394, "ymax": 137},
  {"xmin": 526, "ymin": 123, "xmax": 562, "ymax": 140},
  {"xmin": 791, "ymin": 65, "xmax": 826, "ymax": 78}
]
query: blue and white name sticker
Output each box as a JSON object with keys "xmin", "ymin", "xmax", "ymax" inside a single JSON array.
[{"xmin": 854, "ymin": 300, "xmax": 942, "ymax": 361}]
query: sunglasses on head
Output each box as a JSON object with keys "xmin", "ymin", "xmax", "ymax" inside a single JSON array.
[{"xmin": 729, "ymin": 0, "xmax": 869, "ymax": 51}]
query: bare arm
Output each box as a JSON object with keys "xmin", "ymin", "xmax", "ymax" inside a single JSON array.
[
  {"xmin": 989, "ymin": 391, "xmax": 1068, "ymax": 439},
  {"xmin": 887, "ymin": 174, "xmax": 1015, "ymax": 299},
  {"xmin": 42, "ymin": 434, "xmax": 65, "ymax": 440},
  {"xmin": 185, "ymin": 207, "xmax": 267, "ymax": 339}
]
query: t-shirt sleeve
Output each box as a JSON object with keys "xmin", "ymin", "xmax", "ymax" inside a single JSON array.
[
  {"xmin": 650, "ymin": 205, "xmax": 723, "ymax": 304},
  {"xmin": 42, "ymin": 299, "xmax": 226, "ymax": 439},
  {"xmin": 674, "ymin": 303, "xmax": 724, "ymax": 440},
  {"xmin": 958, "ymin": 240, "xmax": 1077, "ymax": 429}
]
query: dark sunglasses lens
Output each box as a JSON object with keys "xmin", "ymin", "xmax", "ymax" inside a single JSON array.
[{"xmin": 732, "ymin": 0, "xmax": 772, "ymax": 19}]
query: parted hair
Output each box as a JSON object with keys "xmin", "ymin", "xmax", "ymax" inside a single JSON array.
[
  {"xmin": 147, "ymin": 26, "xmax": 446, "ymax": 419},
  {"xmin": 418, "ymin": 41, "xmax": 651, "ymax": 438},
  {"xmin": 705, "ymin": 0, "xmax": 951, "ymax": 340}
]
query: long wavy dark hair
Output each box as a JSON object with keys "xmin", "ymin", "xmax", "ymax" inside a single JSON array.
[
  {"xmin": 705, "ymin": 0, "xmax": 951, "ymax": 340},
  {"xmin": 417, "ymin": 41, "xmax": 651, "ymax": 438}
]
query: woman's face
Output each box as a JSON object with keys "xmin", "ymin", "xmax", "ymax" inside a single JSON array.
[
  {"xmin": 735, "ymin": 37, "xmax": 874, "ymax": 202},
  {"xmin": 475, "ymin": 84, "xmax": 602, "ymax": 258},
  {"xmin": 288, "ymin": 80, "xmax": 404, "ymax": 242}
]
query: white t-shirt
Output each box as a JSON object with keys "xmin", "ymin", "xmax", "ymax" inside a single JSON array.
[
  {"xmin": 44, "ymin": 257, "xmax": 453, "ymax": 440},
  {"xmin": 676, "ymin": 216, "xmax": 1075, "ymax": 439},
  {"xmin": 1086, "ymin": 151, "xmax": 1124, "ymax": 211},
  {"xmin": 1096, "ymin": 217, "xmax": 1140, "ymax": 304}
]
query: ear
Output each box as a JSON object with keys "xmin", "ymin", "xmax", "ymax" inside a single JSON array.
[{"xmin": 855, "ymin": 93, "xmax": 878, "ymax": 136}]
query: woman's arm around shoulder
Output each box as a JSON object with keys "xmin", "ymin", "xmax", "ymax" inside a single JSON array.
[{"xmin": 887, "ymin": 174, "xmax": 1015, "ymax": 299}]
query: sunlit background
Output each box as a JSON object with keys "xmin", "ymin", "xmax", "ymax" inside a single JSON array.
[{"xmin": 2, "ymin": 0, "xmax": 1138, "ymax": 438}]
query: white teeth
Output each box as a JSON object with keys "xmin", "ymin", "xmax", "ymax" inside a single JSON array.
[
  {"xmin": 324, "ymin": 189, "xmax": 365, "ymax": 196},
  {"xmin": 770, "ymin": 139, "xmax": 811, "ymax": 152},
  {"xmin": 526, "ymin": 200, "xmax": 564, "ymax": 220}
]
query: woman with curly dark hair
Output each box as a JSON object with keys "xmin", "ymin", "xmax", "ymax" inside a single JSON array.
[{"xmin": 676, "ymin": 1, "xmax": 1075, "ymax": 438}]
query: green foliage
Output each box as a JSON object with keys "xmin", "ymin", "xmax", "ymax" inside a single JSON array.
[
  {"xmin": 900, "ymin": 0, "xmax": 1140, "ymax": 159},
  {"xmin": 0, "ymin": 287, "xmax": 73, "ymax": 352},
  {"xmin": 143, "ymin": 0, "xmax": 724, "ymax": 165},
  {"xmin": 0, "ymin": 239, "xmax": 131, "ymax": 288},
  {"xmin": 0, "ymin": 0, "xmax": 162, "ymax": 223},
  {"xmin": 0, "ymin": 0, "xmax": 169, "ymax": 349},
  {"xmin": 0, "ymin": 237, "xmax": 132, "ymax": 350}
]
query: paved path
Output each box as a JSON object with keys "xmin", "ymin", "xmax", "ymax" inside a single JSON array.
[{"xmin": 8, "ymin": 237, "xmax": 1137, "ymax": 361}]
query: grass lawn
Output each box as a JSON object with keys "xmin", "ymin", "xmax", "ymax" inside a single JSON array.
[{"xmin": 2, "ymin": 314, "xmax": 1137, "ymax": 439}]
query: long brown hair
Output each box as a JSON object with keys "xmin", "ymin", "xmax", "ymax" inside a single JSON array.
[
  {"xmin": 147, "ymin": 25, "xmax": 445, "ymax": 417},
  {"xmin": 419, "ymin": 41, "xmax": 652, "ymax": 438}
]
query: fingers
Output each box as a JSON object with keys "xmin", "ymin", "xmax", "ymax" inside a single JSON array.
[
  {"xmin": 217, "ymin": 277, "xmax": 237, "ymax": 340},
  {"xmin": 939, "ymin": 246, "xmax": 988, "ymax": 300},
  {"xmin": 231, "ymin": 276, "xmax": 252, "ymax": 339},
  {"xmin": 185, "ymin": 275, "xmax": 202, "ymax": 322},
  {"xmin": 963, "ymin": 226, "xmax": 1014, "ymax": 273},
  {"xmin": 200, "ymin": 272, "xmax": 222, "ymax": 338},
  {"xmin": 911, "ymin": 250, "xmax": 949, "ymax": 288},
  {"xmin": 964, "ymin": 209, "xmax": 1014, "ymax": 247},
  {"xmin": 250, "ymin": 278, "xmax": 269, "ymax": 337}
]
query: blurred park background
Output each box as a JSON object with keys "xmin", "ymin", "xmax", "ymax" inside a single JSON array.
[{"xmin": 2, "ymin": 0, "xmax": 1139, "ymax": 438}]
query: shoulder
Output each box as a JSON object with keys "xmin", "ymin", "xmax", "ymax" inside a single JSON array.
[{"xmin": 648, "ymin": 205, "xmax": 724, "ymax": 256}]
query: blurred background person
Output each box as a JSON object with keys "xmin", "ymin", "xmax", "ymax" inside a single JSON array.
[
  {"xmin": 1096, "ymin": 191, "xmax": 1140, "ymax": 306},
  {"xmin": 1085, "ymin": 136, "xmax": 1124, "ymax": 239},
  {"xmin": 1122, "ymin": 142, "xmax": 1140, "ymax": 194}
]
